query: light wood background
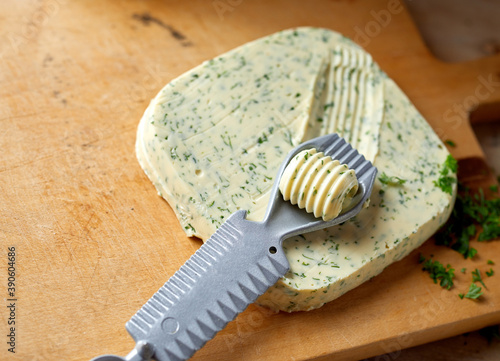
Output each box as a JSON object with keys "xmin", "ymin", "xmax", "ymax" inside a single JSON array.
[{"xmin": 0, "ymin": 1, "xmax": 499, "ymax": 360}]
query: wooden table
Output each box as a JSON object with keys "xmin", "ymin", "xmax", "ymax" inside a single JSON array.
[{"xmin": 1, "ymin": 1, "xmax": 499, "ymax": 360}]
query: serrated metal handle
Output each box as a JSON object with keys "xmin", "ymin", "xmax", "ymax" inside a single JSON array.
[
  {"xmin": 90, "ymin": 133, "xmax": 377, "ymax": 361},
  {"xmin": 124, "ymin": 210, "xmax": 289, "ymax": 361}
]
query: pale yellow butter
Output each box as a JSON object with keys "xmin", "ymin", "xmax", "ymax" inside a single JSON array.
[
  {"xmin": 136, "ymin": 27, "xmax": 456, "ymax": 312},
  {"xmin": 279, "ymin": 148, "xmax": 358, "ymax": 221}
]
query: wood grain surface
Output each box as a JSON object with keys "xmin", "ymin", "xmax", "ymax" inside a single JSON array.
[{"xmin": 0, "ymin": 1, "xmax": 499, "ymax": 360}]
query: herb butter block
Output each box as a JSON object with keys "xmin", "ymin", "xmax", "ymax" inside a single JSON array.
[{"xmin": 136, "ymin": 27, "xmax": 456, "ymax": 312}]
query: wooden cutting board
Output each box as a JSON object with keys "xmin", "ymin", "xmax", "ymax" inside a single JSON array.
[{"xmin": 1, "ymin": 1, "xmax": 499, "ymax": 360}]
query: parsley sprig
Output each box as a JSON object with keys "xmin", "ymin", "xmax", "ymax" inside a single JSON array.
[
  {"xmin": 434, "ymin": 155, "xmax": 458, "ymax": 195},
  {"xmin": 419, "ymin": 255, "xmax": 455, "ymax": 290},
  {"xmin": 472, "ymin": 268, "xmax": 487, "ymax": 289},
  {"xmin": 435, "ymin": 184, "xmax": 500, "ymax": 259},
  {"xmin": 458, "ymin": 267, "xmax": 487, "ymax": 300},
  {"xmin": 459, "ymin": 283, "xmax": 483, "ymax": 300}
]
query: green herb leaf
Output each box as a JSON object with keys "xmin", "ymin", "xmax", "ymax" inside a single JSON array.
[
  {"xmin": 379, "ymin": 172, "xmax": 406, "ymax": 186},
  {"xmin": 463, "ymin": 283, "xmax": 483, "ymax": 300},
  {"xmin": 444, "ymin": 154, "xmax": 458, "ymax": 173},
  {"xmin": 472, "ymin": 268, "xmax": 487, "ymax": 289},
  {"xmin": 433, "ymin": 155, "xmax": 458, "ymax": 194},
  {"xmin": 433, "ymin": 176, "xmax": 456, "ymax": 195},
  {"xmin": 420, "ymin": 256, "xmax": 455, "ymax": 290},
  {"xmin": 486, "ymin": 269, "xmax": 494, "ymax": 277},
  {"xmin": 445, "ymin": 139, "xmax": 456, "ymax": 147}
]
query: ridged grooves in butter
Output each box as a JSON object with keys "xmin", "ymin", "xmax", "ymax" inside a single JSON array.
[
  {"xmin": 279, "ymin": 148, "xmax": 358, "ymax": 221},
  {"xmin": 305, "ymin": 45, "xmax": 383, "ymax": 163},
  {"xmin": 136, "ymin": 27, "xmax": 456, "ymax": 312}
]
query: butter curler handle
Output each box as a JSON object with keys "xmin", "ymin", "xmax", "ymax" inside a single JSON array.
[{"xmin": 125, "ymin": 210, "xmax": 289, "ymax": 361}]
